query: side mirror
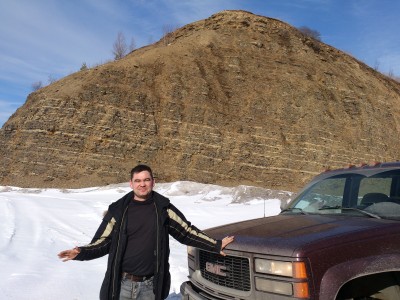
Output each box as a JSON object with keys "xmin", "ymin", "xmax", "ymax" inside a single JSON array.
[{"xmin": 280, "ymin": 197, "xmax": 294, "ymax": 211}]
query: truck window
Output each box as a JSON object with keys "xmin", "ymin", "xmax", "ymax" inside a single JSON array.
[
  {"xmin": 358, "ymin": 177, "xmax": 391, "ymax": 205},
  {"xmin": 294, "ymin": 177, "xmax": 346, "ymax": 212}
]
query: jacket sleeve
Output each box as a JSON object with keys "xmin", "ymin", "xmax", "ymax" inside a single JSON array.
[
  {"xmin": 74, "ymin": 210, "xmax": 116, "ymax": 261},
  {"xmin": 167, "ymin": 203, "xmax": 222, "ymax": 253}
]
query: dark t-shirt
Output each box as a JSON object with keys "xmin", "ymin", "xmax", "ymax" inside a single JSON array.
[{"xmin": 121, "ymin": 195, "xmax": 156, "ymax": 276}]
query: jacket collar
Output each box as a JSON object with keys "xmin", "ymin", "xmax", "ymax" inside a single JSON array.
[{"xmin": 110, "ymin": 190, "xmax": 170, "ymax": 214}]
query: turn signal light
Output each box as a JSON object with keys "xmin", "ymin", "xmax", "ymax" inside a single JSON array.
[
  {"xmin": 293, "ymin": 282, "xmax": 310, "ymax": 298},
  {"xmin": 293, "ymin": 262, "xmax": 307, "ymax": 279}
]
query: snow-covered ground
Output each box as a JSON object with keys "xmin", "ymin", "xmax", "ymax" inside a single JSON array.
[{"xmin": 0, "ymin": 182, "xmax": 289, "ymax": 299}]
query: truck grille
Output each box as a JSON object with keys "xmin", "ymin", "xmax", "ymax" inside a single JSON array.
[{"xmin": 199, "ymin": 250, "xmax": 251, "ymax": 291}]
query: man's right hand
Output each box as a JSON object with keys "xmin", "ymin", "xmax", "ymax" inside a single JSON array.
[{"xmin": 57, "ymin": 247, "xmax": 80, "ymax": 262}]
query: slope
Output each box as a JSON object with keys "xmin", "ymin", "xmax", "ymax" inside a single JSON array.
[{"xmin": 1, "ymin": 10, "xmax": 400, "ymax": 190}]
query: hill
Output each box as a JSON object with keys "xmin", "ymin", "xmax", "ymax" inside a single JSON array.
[{"xmin": 1, "ymin": 10, "xmax": 400, "ymax": 191}]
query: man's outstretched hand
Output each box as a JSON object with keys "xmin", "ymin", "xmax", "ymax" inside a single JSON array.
[
  {"xmin": 58, "ymin": 237, "xmax": 235, "ymax": 259},
  {"xmin": 220, "ymin": 236, "xmax": 235, "ymax": 256},
  {"xmin": 58, "ymin": 247, "xmax": 80, "ymax": 262}
]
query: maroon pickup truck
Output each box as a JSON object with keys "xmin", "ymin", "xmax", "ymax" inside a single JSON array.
[{"xmin": 180, "ymin": 162, "xmax": 400, "ymax": 299}]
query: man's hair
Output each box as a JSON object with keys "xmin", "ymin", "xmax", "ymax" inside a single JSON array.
[{"xmin": 130, "ymin": 164, "xmax": 154, "ymax": 180}]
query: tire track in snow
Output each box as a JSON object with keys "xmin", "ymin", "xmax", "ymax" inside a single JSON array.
[{"xmin": 0, "ymin": 196, "xmax": 16, "ymax": 252}]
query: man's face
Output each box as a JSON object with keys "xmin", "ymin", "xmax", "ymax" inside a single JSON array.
[{"xmin": 130, "ymin": 170, "xmax": 155, "ymax": 201}]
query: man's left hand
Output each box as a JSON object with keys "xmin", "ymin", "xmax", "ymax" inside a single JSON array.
[{"xmin": 220, "ymin": 236, "xmax": 235, "ymax": 256}]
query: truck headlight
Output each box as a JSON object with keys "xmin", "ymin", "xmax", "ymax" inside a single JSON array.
[
  {"xmin": 255, "ymin": 259, "xmax": 307, "ymax": 278},
  {"xmin": 255, "ymin": 277, "xmax": 293, "ymax": 295},
  {"xmin": 255, "ymin": 278, "xmax": 310, "ymax": 298}
]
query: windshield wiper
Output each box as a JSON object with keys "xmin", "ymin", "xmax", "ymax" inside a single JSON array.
[
  {"xmin": 318, "ymin": 205, "xmax": 381, "ymax": 219},
  {"xmin": 281, "ymin": 207, "xmax": 308, "ymax": 215}
]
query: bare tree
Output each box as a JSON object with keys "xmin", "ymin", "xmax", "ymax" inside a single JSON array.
[
  {"xmin": 48, "ymin": 74, "xmax": 57, "ymax": 84},
  {"xmin": 373, "ymin": 59, "xmax": 380, "ymax": 71},
  {"xmin": 32, "ymin": 81, "xmax": 43, "ymax": 91},
  {"xmin": 388, "ymin": 69, "xmax": 395, "ymax": 78},
  {"xmin": 112, "ymin": 31, "xmax": 128, "ymax": 60},
  {"xmin": 162, "ymin": 24, "xmax": 179, "ymax": 46},
  {"xmin": 129, "ymin": 37, "xmax": 136, "ymax": 52},
  {"xmin": 80, "ymin": 62, "xmax": 88, "ymax": 71},
  {"xmin": 298, "ymin": 26, "xmax": 322, "ymax": 41}
]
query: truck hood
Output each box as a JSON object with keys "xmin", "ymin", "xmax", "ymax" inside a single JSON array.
[{"xmin": 205, "ymin": 214, "xmax": 397, "ymax": 257}]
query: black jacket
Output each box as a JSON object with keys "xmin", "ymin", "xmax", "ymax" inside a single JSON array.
[{"xmin": 74, "ymin": 191, "xmax": 222, "ymax": 299}]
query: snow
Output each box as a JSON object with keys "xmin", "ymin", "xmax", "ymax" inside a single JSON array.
[{"xmin": 0, "ymin": 182, "xmax": 287, "ymax": 299}]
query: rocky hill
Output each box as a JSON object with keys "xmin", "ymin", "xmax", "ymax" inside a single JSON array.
[{"xmin": 1, "ymin": 10, "xmax": 400, "ymax": 191}]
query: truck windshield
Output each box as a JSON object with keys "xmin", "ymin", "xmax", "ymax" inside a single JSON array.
[{"xmin": 282, "ymin": 170, "xmax": 400, "ymax": 220}]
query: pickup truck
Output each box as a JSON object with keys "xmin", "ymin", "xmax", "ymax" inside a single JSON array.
[{"xmin": 180, "ymin": 162, "xmax": 400, "ymax": 299}]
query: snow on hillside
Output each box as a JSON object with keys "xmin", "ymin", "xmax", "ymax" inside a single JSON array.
[{"xmin": 0, "ymin": 182, "xmax": 288, "ymax": 299}]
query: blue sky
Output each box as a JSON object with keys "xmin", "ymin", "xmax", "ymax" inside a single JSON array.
[{"xmin": 1, "ymin": 0, "xmax": 399, "ymax": 127}]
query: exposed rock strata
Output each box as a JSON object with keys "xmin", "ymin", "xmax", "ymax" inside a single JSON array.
[{"xmin": 1, "ymin": 10, "xmax": 400, "ymax": 191}]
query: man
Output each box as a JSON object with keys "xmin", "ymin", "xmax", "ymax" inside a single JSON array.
[{"xmin": 58, "ymin": 164, "xmax": 234, "ymax": 300}]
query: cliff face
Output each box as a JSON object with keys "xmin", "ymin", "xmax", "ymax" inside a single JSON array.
[{"xmin": 1, "ymin": 10, "xmax": 400, "ymax": 190}]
